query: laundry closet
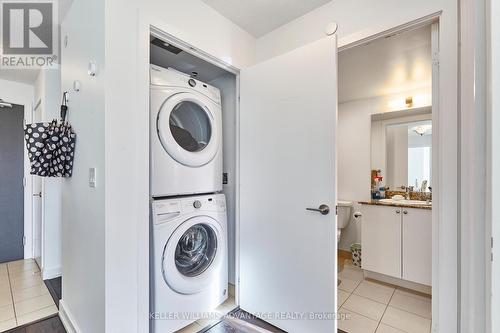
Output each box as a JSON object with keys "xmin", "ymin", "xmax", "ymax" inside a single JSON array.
[
  {"xmin": 148, "ymin": 32, "xmax": 239, "ymax": 333},
  {"xmin": 146, "ymin": 26, "xmax": 342, "ymax": 332}
]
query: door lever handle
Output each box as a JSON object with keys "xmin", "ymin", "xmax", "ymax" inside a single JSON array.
[
  {"xmin": 32, "ymin": 192, "xmax": 42, "ymax": 197},
  {"xmin": 306, "ymin": 204, "xmax": 330, "ymax": 215}
]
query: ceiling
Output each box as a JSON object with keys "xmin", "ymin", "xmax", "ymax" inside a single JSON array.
[
  {"xmin": 200, "ymin": 0, "xmax": 331, "ymax": 37},
  {"xmin": 339, "ymin": 25, "xmax": 432, "ymax": 103}
]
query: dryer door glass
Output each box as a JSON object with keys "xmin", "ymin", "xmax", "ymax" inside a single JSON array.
[
  {"xmin": 169, "ymin": 101, "xmax": 212, "ymax": 152},
  {"xmin": 175, "ymin": 224, "xmax": 217, "ymax": 277}
]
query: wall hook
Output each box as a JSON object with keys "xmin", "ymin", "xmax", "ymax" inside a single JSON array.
[{"xmin": 61, "ymin": 92, "xmax": 69, "ymax": 121}]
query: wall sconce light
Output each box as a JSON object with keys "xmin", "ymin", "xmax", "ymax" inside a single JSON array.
[{"xmin": 405, "ymin": 96, "xmax": 413, "ymax": 107}]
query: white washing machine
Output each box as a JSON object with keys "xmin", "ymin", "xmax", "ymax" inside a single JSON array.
[
  {"xmin": 150, "ymin": 65, "xmax": 223, "ymax": 197},
  {"xmin": 151, "ymin": 194, "xmax": 228, "ymax": 333}
]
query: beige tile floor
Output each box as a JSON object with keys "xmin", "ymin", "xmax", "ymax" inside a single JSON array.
[
  {"xmin": 175, "ymin": 296, "xmax": 237, "ymax": 333},
  {"xmin": 0, "ymin": 259, "xmax": 58, "ymax": 332},
  {"xmin": 338, "ymin": 261, "xmax": 432, "ymax": 333}
]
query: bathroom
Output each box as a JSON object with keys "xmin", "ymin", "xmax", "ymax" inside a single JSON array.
[{"xmin": 336, "ymin": 23, "xmax": 435, "ymax": 333}]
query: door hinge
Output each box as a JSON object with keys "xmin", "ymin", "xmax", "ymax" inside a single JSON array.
[
  {"xmin": 492, "ymin": 237, "xmax": 494, "ymax": 262},
  {"xmin": 23, "ymin": 236, "xmax": 26, "ymax": 246},
  {"xmin": 335, "ymin": 205, "xmax": 338, "ymax": 215},
  {"xmin": 23, "ymin": 177, "xmax": 26, "ymax": 187},
  {"xmin": 432, "ymin": 50, "xmax": 440, "ymax": 66}
]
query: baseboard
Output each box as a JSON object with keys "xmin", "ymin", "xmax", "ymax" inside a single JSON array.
[
  {"xmin": 59, "ymin": 300, "xmax": 81, "ymax": 333},
  {"xmin": 364, "ymin": 270, "xmax": 432, "ymax": 295},
  {"xmin": 42, "ymin": 266, "xmax": 61, "ymax": 280},
  {"xmin": 228, "ymin": 283, "xmax": 235, "ymax": 297}
]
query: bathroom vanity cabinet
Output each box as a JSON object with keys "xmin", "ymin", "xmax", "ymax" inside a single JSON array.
[{"xmin": 361, "ymin": 204, "xmax": 432, "ymax": 286}]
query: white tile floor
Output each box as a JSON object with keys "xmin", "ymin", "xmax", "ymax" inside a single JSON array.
[
  {"xmin": 175, "ymin": 296, "xmax": 237, "ymax": 333},
  {"xmin": 338, "ymin": 262, "xmax": 432, "ymax": 333},
  {"xmin": 0, "ymin": 259, "xmax": 58, "ymax": 332}
]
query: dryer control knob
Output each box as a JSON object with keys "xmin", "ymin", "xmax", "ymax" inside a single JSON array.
[{"xmin": 193, "ymin": 200, "xmax": 202, "ymax": 209}]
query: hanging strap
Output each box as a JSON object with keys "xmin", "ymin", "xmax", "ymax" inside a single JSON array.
[{"xmin": 60, "ymin": 92, "xmax": 69, "ymax": 122}]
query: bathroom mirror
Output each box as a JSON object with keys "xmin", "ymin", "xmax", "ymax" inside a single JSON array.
[{"xmin": 371, "ymin": 107, "xmax": 432, "ymax": 192}]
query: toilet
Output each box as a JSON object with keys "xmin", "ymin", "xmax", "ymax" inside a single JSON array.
[{"xmin": 337, "ymin": 200, "xmax": 353, "ymax": 243}]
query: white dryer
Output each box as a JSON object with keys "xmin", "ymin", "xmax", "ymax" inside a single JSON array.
[
  {"xmin": 151, "ymin": 194, "xmax": 228, "ymax": 333},
  {"xmin": 150, "ymin": 65, "xmax": 223, "ymax": 197}
]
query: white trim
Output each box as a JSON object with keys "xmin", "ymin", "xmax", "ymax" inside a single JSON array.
[
  {"xmin": 338, "ymin": 12, "xmax": 441, "ymax": 51},
  {"xmin": 59, "ymin": 300, "xmax": 81, "ymax": 333},
  {"xmin": 42, "ymin": 265, "xmax": 61, "ymax": 280},
  {"xmin": 486, "ymin": 2, "xmax": 499, "ymax": 332},
  {"xmin": 364, "ymin": 270, "xmax": 432, "ymax": 295},
  {"xmin": 234, "ymin": 74, "xmax": 241, "ymax": 307},
  {"xmin": 459, "ymin": 0, "xmax": 488, "ymax": 332},
  {"xmin": 24, "ymin": 102, "xmax": 34, "ymax": 260},
  {"xmin": 430, "ymin": 21, "xmax": 441, "ymax": 333},
  {"xmin": 136, "ymin": 13, "xmax": 242, "ymax": 333}
]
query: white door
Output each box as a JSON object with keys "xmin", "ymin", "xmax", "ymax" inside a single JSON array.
[
  {"xmin": 240, "ymin": 36, "xmax": 338, "ymax": 333},
  {"xmin": 32, "ymin": 104, "xmax": 43, "ymax": 267},
  {"xmin": 402, "ymin": 208, "xmax": 432, "ymax": 285},
  {"xmin": 361, "ymin": 205, "xmax": 402, "ymax": 278}
]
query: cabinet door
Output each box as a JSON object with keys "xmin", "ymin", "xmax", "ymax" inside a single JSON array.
[
  {"xmin": 361, "ymin": 205, "xmax": 402, "ymax": 278},
  {"xmin": 402, "ymin": 208, "xmax": 432, "ymax": 285}
]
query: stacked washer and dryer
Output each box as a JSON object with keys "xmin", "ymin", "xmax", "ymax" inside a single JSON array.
[{"xmin": 150, "ymin": 64, "xmax": 228, "ymax": 333}]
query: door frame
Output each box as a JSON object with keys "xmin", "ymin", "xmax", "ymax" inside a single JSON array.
[
  {"xmin": 136, "ymin": 12, "xmax": 458, "ymax": 333},
  {"xmin": 2, "ymin": 96, "xmax": 34, "ymax": 260},
  {"xmin": 136, "ymin": 14, "xmax": 242, "ymax": 333},
  {"xmin": 32, "ymin": 98, "xmax": 44, "ymax": 268},
  {"xmin": 339, "ymin": 14, "xmax": 458, "ymax": 333}
]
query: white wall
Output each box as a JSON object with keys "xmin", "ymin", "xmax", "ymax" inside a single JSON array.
[
  {"xmin": 0, "ymin": 79, "xmax": 34, "ymax": 103},
  {"xmin": 256, "ymin": 0, "xmax": 452, "ymax": 60},
  {"xmin": 209, "ymin": 74, "xmax": 237, "ymax": 285},
  {"xmin": 386, "ymin": 125, "xmax": 409, "ymax": 189},
  {"xmin": 104, "ymin": 1, "xmax": 255, "ymax": 332},
  {"xmin": 60, "ymin": 0, "xmax": 105, "ymax": 331},
  {"xmin": 33, "ymin": 69, "xmax": 62, "ymax": 279}
]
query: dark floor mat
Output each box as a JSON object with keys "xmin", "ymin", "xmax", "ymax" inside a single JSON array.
[
  {"xmin": 202, "ymin": 309, "xmax": 346, "ymax": 333},
  {"xmin": 5, "ymin": 315, "xmax": 66, "ymax": 333},
  {"xmin": 44, "ymin": 277, "xmax": 62, "ymax": 308}
]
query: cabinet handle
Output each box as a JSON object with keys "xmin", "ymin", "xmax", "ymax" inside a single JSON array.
[
  {"xmin": 403, "ymin": 210, "xmax": 408, "ymax": 215},
  {"xmin": 396, "ymin": 209, "xmax": 401, "ymax": 214}
]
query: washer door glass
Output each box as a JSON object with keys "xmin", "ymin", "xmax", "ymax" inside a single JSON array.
[
  {"xmin": 169, "ymin": 101, "xmax": 212, "ymax": 152},
  {"xmin": 175, "ymin": 224, "xmax": 217, "ymax": 277}
]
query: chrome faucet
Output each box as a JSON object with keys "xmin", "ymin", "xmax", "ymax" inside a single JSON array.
[{"xmin": 400, "ymin": 186, "xmax": 413, "ymax": 200}]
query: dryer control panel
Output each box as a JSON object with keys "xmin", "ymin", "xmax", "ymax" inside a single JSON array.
[{"xmin": 150, "ymin": 65, "xmax": 221, "ymax": 105}]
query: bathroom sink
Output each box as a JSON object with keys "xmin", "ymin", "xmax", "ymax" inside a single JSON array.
[{"xmin": 378, "ymin": 199, "xmax": 430, "ymax": 206}]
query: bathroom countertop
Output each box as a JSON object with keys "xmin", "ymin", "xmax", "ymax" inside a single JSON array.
[{"xmin": 358, "ymin": 200, "xmax": 432, "ymax": 210}]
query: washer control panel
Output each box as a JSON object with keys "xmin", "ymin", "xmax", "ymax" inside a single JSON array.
[{"xmin": 153, "ymin": 194, "xmax": 226, "ymax": 225}]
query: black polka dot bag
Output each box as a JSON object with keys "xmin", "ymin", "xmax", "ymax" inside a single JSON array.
[
  {"xmin": 24, "ymin": 120, "xmax": 57, "ymax": 176},
  {"xmin": 23, "ymin": 93, "xmax": 76, "ymax": 177}
]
